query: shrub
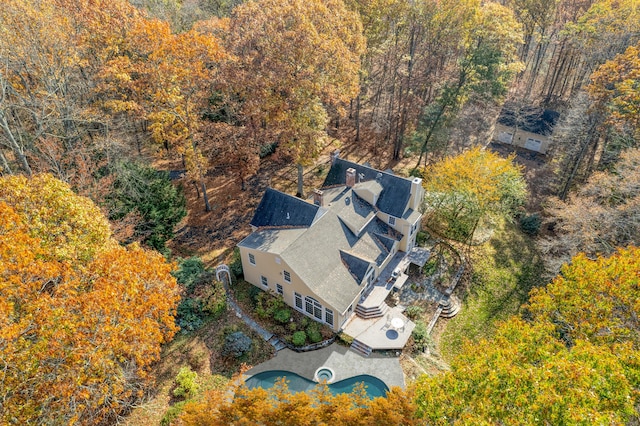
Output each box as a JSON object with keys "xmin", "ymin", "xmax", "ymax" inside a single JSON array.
[
  {"xmin": 222, "ymin": 332, "xmax": 253, "ymax": 358},
  {"xmin": 337, "ymin": 332, "xmax": 354, "ymax": 346},
  {"xmin": 173, "ymin": 257, "xmax": 209, "ymax": 292},
  {"xmin": 161, "ymin": 401, "xmax": 187, "ymax": 426},
  {"xmin": 256, "ymin": 292, "xmax": 286, "ymax": 319},
  {"xmin": 416, "ymin": 230, "xmax": 429, "ymax": 247},
  {"xmin": 248, "ymin": 285, "xmax": 262, "ymax": 307},
  {"xmin": 229, "ymin": 247, "xmax": 243, "ymax": 278},
  {"xmin": 173, "ymin": 366, "xmax": 199, "ymax": 400},
  {"xmin": 306, "ymin": 323, "xmax": 322, "ymax": 343},
  {"xmin": 176, "ymin": 298, "xmax": 204, "ymax": 332},
  {"xmin": 412, "ymin": 321, "xmax": 431, "ymax": 352},
  {"xmin": 202, "ymin": 282, "xmax": 227, "ymax": 319},
  {"xmin": 520, "ymin": 213, "xmax": 541, "ymax": 236},
  {"xmin": 405, "ymin": 305, "xmax": 424, "ymax": 321},
  {"xmin": 292, "ymin": 331, "xmax": 307, "ymax": 346},
  {"xmin": 273, "ymin": 308, "xmax": 291, "ymax": 324}
]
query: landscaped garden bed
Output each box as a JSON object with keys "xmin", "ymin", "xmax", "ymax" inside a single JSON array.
[{"xmin": 231, "ymin": 280, "xmax": 335, "ymax": 347}]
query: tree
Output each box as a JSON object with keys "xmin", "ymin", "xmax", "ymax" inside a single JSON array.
[
  {"xmin": 414, "ymin": 317, "xmax": 635, "ymax": 424},
  {"xmin": 539, "ymin": 147, "xmax": 640, "ymax": 274},
  {"xmin": 588, "ymin": 41, "xmax": 640, "ymax": 142},
  {"xmin": 0, "ymin": 175, "xmax": 179, "ymax": 424},
  {"xmin": 104, "ymin": 161, "xmax": 187, "ymax": 251},
  {"xmin": 224, "ymin": 0, "xmax": 365, "ymax": 197},
  {"xmin": 179, "ymin": 380, "xmax": 418, "ymax": 425},
  {"xmin": 413, "ymin": 2, "xmax": 524, "ymax": 168},
  {"xmin": 0, "ymin": 174, "xmax": 111, "ymax": 262},
  {"xmin": 421, "ymin": 147, "xmax": 527, "ymax": 243}
]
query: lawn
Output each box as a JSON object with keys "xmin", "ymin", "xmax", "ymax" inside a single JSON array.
[{"xmin": 438, "ymin": 219, "xmax": 545, "ymax": 361}]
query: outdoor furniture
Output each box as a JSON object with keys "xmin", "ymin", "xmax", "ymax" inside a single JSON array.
[{"xmin": 391, "ymin": 317, "xmax": 404, "ymax": 332}]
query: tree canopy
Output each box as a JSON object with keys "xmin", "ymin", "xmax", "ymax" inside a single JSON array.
[
  {"xmin": 0, "ymin": 175, "xmax": 179, "ymax": 424},
  {"xmin": 421, "ymin": 147, "xmax": 527, "ymax": 242}
]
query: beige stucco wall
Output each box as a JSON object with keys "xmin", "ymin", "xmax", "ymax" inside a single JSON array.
[
  {"xmin": 239, "ymin": 246, "xmax": 349, "ymax": 331},
  {"xmin": 376, "ymin": 211, "xmax": 420, "ymax": 252},
  {"xmin": 493, "ymin": 123, "xmax": 551, "ymax": 154}
]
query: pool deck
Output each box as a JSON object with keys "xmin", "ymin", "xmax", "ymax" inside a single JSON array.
[{"xmin": 243, "ymin": 343, "xmax": 406, "ymax": 390}]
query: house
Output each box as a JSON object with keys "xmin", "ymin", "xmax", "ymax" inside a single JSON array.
[
  {"xmin": 493, "ymin": 103, "xmax": 560, "ymax": 154},
  {"xmin": 237, "ymin": 156, "xmax": 425, "ymax": 334}
]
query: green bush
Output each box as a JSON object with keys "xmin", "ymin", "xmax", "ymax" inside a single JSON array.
[
  {"xmin": 412, "ymin": 320, "xmax": 431, "ymax": 352},
  {"xmin": 256, "ymin": 292, "xmax": 286, "ymax": 319},
  {"xmin": 416, "ymin": 230, "xmax": 429, "ymax": 247},
  {"xmin": 273, "ymin": 308, "xmax": 291, "ymax": 324},
  {"xmin": 222, "ymin": 331, "xmax": 253, "ymax": 358},
  {"xmin": 337, "ymin": 332, "xmax": 354, "ymax": 346},
  {"xmin": 405, "ymin": 305, "xmax": 424, "ymax": 321},
  {"xmin": 202, "ymin": 283, "xmax": 227, "ymax": 319},
  {"xmin": 306, "ymin": 322, "xmax": 322, "ymax": 343},
  {"xmin": 173, "ymin": 366, "xmax": 199, "ymax": 400},
  {"xmin": 161, "ymin": 401, "xmax": 187, "ymax": 426},
  {"xmin": 292, "ymin": 331, "xmax": 307, "ymax": 346},
  {"xmin": 176, "ymin": 298, "xmax": 204, "ymax": 332},
  {"xmin": 520, "ymin": 213, "xmax": 542, "ymax": 236},
  {"xmin": 229, "ymin": 247, "xmax": 243, "ymax": 278},
  {"xmin": 173, "ymin": 257, "xmax": 209, "ymax": 292}
]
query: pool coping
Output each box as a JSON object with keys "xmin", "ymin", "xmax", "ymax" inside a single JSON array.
[{"xmin": 242, "ymin": 343, "xmax": 405, "ymax": 391}]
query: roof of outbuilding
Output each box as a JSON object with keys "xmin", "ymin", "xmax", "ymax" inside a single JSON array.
[
  {"xmin": 497, "ymin": 103, "xmax": 560, "ymax": 136},
  {"xmin": 322, "ymin": 158, "xmax": 412, "ymax": 218}
]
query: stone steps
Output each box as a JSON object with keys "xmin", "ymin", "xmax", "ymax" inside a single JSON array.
[
  {"xmin": 355, "ymin": 301, "xmax": 389, "ymax": 319},
  {"xmin": 439, "ymin": 297, "xmax": 461, "ymax": 318},
  {"xmin": 350, "ymin": 339, "xmax": 372, "ymax": 357}
]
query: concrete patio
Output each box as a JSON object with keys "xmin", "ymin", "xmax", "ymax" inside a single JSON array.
[{"xmin": 342, "ymin": 306, "xmax": 415, "ymax": 352}]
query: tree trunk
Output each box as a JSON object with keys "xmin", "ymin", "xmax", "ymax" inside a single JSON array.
[
  {"xmin": 296, "ymin": 163, "xmax": 304, "ymax": 198},
  {"xmin": 0, "ymin": 149, "xmax": 12, "ymax": 174},
  {"xmin": 201, "ymin": 179, "xmax": 211, "ymax": 212},
  {"xmin": 0, "ymin": 112, "xmax": 31, "ymax": 175}
]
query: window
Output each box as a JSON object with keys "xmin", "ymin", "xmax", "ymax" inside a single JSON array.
[
  {"xmin": 325, "ymin": 309, "xmax": 334, "ymax": 326},
  {"xmin": 388, "ymin": 216, "xmax": 396, "ymax": 226},
  {"xmin": 276, "ymin": 283, "xmax": 283, "ymax": 295},
  {"xmin": 275, "ymin": 257, "xmax": 281, "ymax": 264},
  {"xmin": 294, "ymin": 292, "xmax": 303, "ymax": 310},
  {"xmin": 283, "ymin": 270, "xmax": 291, "ymax": 283},
  {"xmin": 261, "ymin": 276, "xmax": 268, "ymax": 287},
  {"xmin": 248, "ymin": 253, "xmax": 256, "ymax": 265},
  {"xmin": 305, "ymin": 296, "xmax": 322, "ymax": 320}
]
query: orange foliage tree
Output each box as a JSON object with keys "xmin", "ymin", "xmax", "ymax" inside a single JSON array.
[
  {"xmin": 178, "ymin": 380, "xmax": 418, "ymax": 425},
  {"xmin": 0, "ymin": 175, "xmax": 179, "ymax": 424}
]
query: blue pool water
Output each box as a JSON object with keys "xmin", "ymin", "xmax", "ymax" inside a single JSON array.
[{"xmin": 244, "ymin": 370, "xmax": 389, "ymax": 399}]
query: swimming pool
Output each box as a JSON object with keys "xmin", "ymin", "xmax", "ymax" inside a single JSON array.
[{"xmin": 244, "ymin": 370, "xmax": 389, "ymax": 399}]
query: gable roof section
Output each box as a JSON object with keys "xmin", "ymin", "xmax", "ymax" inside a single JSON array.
[
  {"xmin": 250, "ymin": 187, "xmax": 320, "ymax": 228},
  {"xmin": 322, "ymin": 158, "xmax": 412, "ymax": 218},
  {"xmin": 497, "ymin": 103, "xmax": 560, "ymax": 136}
]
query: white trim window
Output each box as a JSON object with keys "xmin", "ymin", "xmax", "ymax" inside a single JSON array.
[
  {"xmin": 249, "ymin": 253, "xmax": 256, "ymax": 265},
  {"xmin": 260, "ymin": 275, "xmax": 268, "ymax": 287},
  {"xmin": 294, "ymin": 292, "xmax": 303, "ymax": 310},
  {"xmin": 325, "ymin": 309, "xmax": 334, "ymax": 326},
  {"xmin": 305, "ymin": 296, "xmax": 323, "ymax": 320},
  {"xmin": 283, "ymin": 270, "xmax": 291, "ymax": 283},
  {"xmin": 388, "ymin": 216, "xmax": 396, "ymax": 226},
  {"xmin": 276, "ymin": 283, "xmax": 283, "ymax": 295}
]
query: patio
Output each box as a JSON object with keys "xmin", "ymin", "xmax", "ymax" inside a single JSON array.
[{"xmin": 342, "ymin": 306, "xmax": 415, "ymax": 354}]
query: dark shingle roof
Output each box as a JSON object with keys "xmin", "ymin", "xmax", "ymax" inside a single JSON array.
[
  {"xmin": 497, "ymin": 103, "xmax": 560, "ymax": 136},
  {"xmin": 340, "ymin": 250, "xmax": 371, "ymax": 284},
  {"xmin": 322, "ymin": 158, "xmax": 412, "ymax": 218},
  {"xmin": 250, "ymin": 188, "xmax": 320, "ymax": 228}
]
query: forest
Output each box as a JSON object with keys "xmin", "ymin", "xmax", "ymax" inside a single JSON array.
[{"xmin": 0, "ymin": 0, "xmax": 638, "ymax": 424}]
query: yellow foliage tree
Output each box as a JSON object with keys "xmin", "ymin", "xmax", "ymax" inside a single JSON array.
[
  {"xmin": 0, "ymin": 175, "xmax": 179, "ymax": 424},
  {"xmin": 421, "ymin": 147, "xmax": 527, "ymax": 242}
]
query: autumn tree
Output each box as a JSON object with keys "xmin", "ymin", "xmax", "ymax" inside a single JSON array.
[
  {"xmin": 224, "ymin": 0, "xmax": 365, "ymax": 196},
  {"xmin": 0, "ymin": 175, "xmax": 179, "ymax": 424},
  {"xmin": 179, "ymin": 380, "xmax": 418, "ymax": 425},
  {"xmin": 414, "ymin": 247, "xmax": 640, "ymax": 424},
  {"xmin": 539, "ymin": 147, "xmax": 640, "ymax": 274},
  {"xmin": 421, "ymin": 147, "xmax": 527, "ymax": 243}
]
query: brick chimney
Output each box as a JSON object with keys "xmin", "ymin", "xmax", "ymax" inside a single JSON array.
[
  {"xmin": 346, "ymin": 168, "xmax": 356, "ymax": 188},
  {"xmin": 313, "ymin": 189, "xmax": 324, "ymax": 206}
]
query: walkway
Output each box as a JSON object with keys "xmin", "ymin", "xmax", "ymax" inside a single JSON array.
[{"xmin": 219, "ymin": 266, "xmax": 287, "ymax": 351}]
